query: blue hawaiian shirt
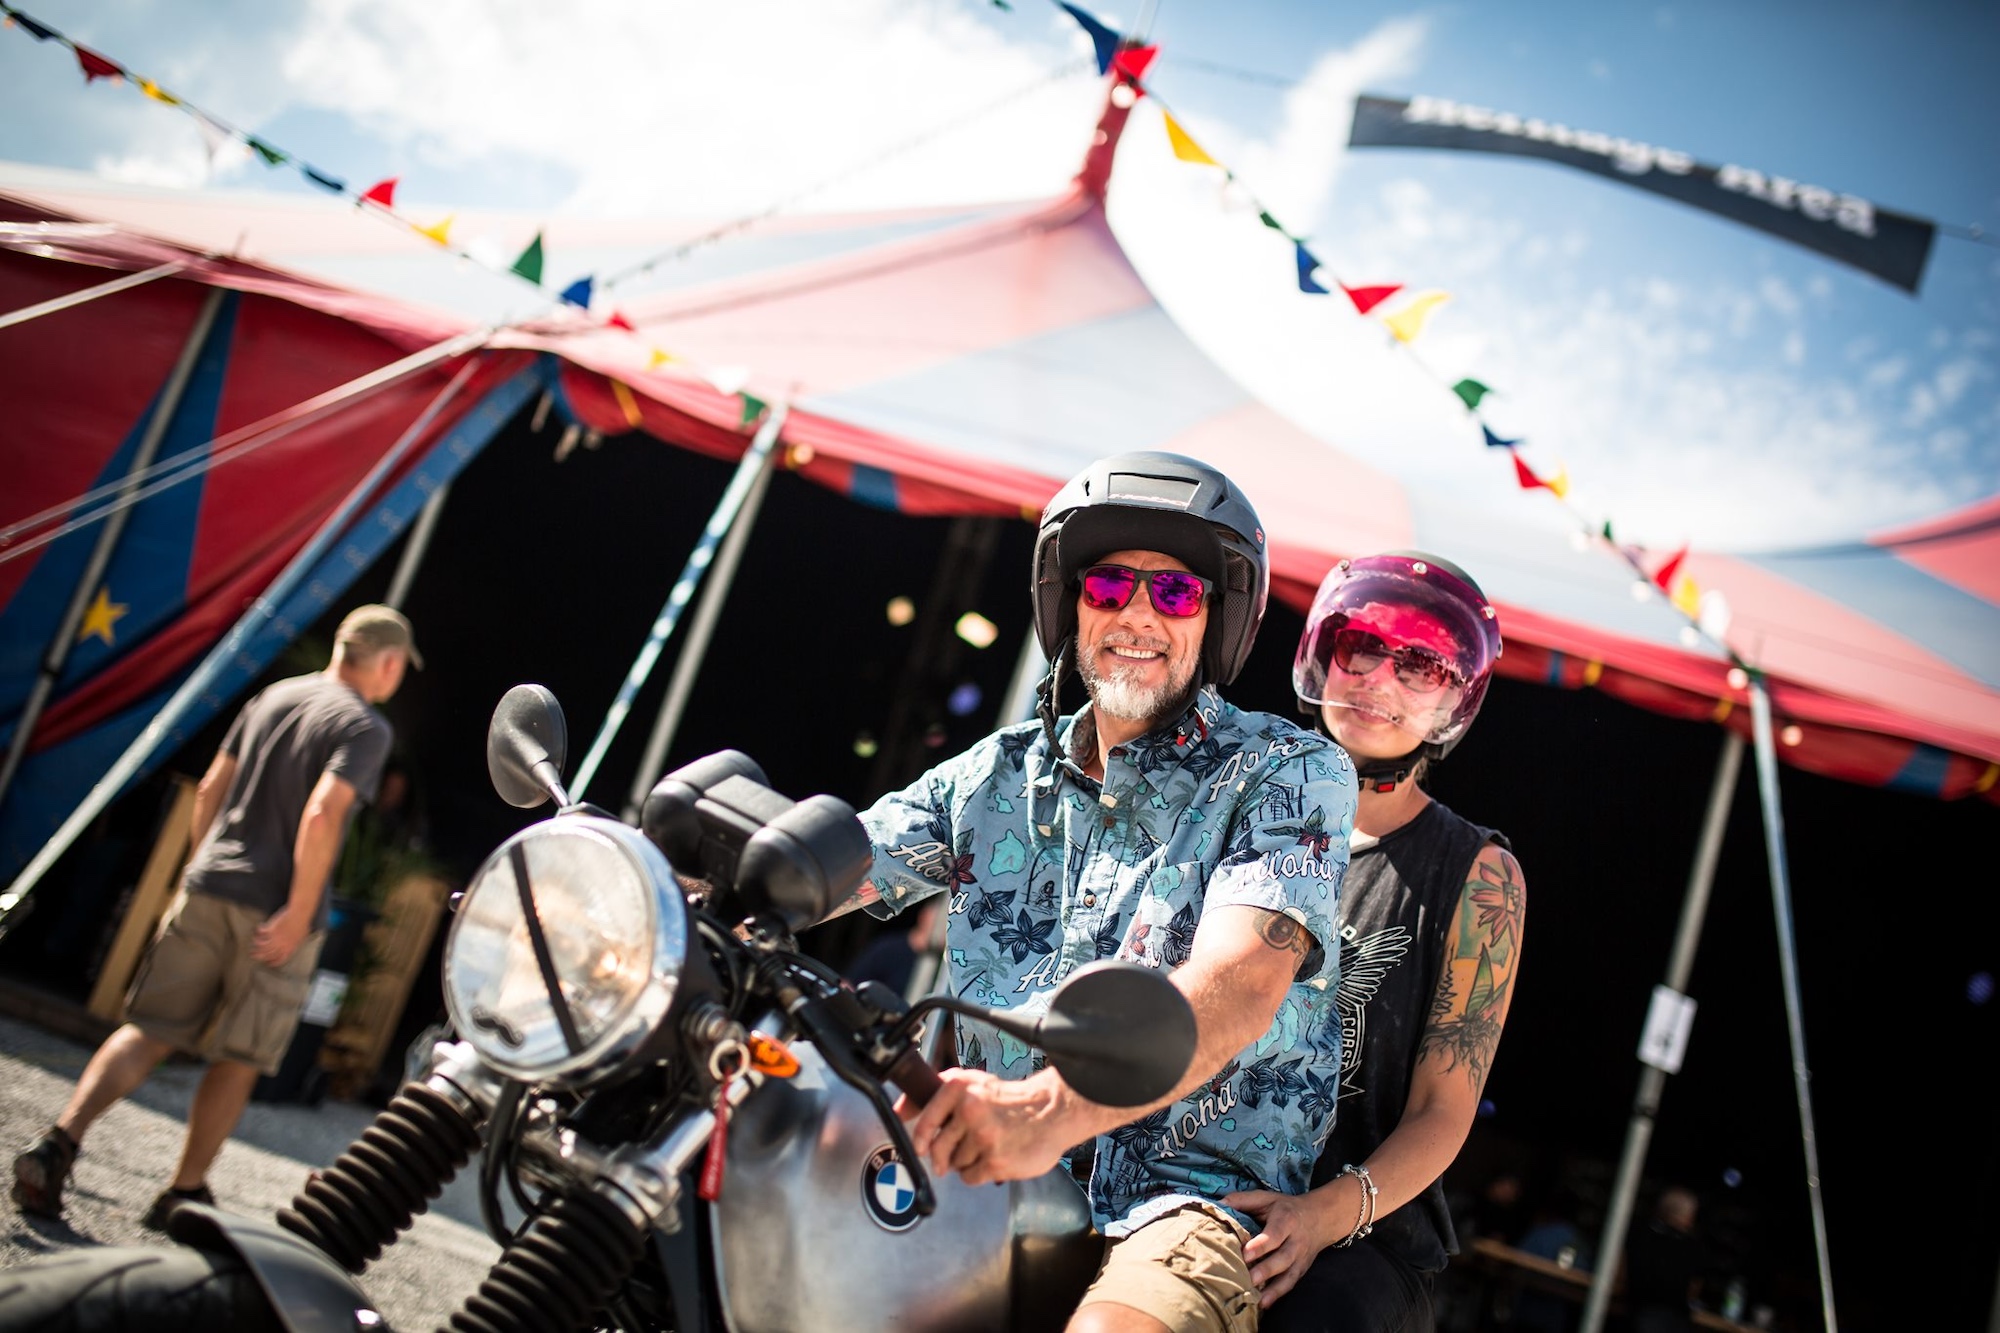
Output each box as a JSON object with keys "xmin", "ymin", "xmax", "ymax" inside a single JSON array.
[{"xmin": 859, "ymin": 685, "xmax": 1356, "ymax": 1237}]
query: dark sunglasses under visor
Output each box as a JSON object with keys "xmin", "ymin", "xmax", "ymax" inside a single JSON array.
[
  {"xmin": 1330, "ymin": 627, "xmax": 1462, "ymax": 695},
  {"xmin": 1078, "ymin": 564, "xmax": 1211, "ymax": 618}
]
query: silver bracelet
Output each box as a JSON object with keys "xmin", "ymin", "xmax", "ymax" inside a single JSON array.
[{"xmin": 1331, "ymin": 1163, "xmax": 1378, "ymax": 1249}]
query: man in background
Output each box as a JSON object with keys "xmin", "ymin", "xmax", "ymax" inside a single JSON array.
[{"xmin": 10, "ymin": 605, "xmax": 417, "ymax": 1229}]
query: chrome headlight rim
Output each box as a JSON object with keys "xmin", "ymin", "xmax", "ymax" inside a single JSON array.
[{"xmin": 443, "ymin": 816, "xmax": 689, "ymax": 1087}]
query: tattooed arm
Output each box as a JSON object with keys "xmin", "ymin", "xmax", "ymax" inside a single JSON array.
[{"xmin": 1231, "ymin": 842, "xmax": 1527, "ymax": 1307}]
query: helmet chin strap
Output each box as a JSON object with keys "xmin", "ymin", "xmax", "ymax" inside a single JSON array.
[
  {"xmin": 1352, "ymin": 751, "xmax": 1420, "ymax": 793},
  {"xmin": 1313, "ymin": 712, "xmax": 1436, "ymax": 792}
]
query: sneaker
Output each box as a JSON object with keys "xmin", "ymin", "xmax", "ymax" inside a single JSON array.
[
  {"xmin": 141, "ymin": 1183, "xmax": 216, "ymax": 1232},
  {"xmin": 10, "ymin": 1128, "xmax": 79, "ymax": 1219}
]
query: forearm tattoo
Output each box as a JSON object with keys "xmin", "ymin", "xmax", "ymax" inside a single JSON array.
[{"xmin": 1420, "ymin": 849, "xmax": 1525, "ymax": 1090}]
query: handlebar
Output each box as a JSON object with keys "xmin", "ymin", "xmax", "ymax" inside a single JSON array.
[{"xmin": 882, "ymin": 1047, "xmax": 943, "ymax": 1108}]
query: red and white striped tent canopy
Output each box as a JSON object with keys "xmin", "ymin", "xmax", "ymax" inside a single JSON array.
[{"xmin": 4, "ymin": 93, "xmax": 1996, "ymax": 833}]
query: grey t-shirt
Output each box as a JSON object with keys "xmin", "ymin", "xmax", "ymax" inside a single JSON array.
[{"xmin": 182, "ymin": 673, "xmax": 392, "ymax": 928}]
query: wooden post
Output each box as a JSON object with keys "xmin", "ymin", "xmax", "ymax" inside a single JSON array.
[
  {"xmin": 87, "ymin": 776, "xmax": 197, "ymax": 1021},
  {"xmin": 318, "ymin": 870, "xmax": 451, "ymax": 1100}
]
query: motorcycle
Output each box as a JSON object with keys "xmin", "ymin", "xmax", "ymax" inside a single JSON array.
[{"xmin": 1, "ymin": 685, "xmax": 1197, "ymax": 1332}]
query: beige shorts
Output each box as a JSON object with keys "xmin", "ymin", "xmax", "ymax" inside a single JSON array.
[
  {"xmin": 1075, "ymin": 1204, "xmax": 1260, "ymax": 1333},
  {"xmin": 124, "ymin": 890, "xmax": 325, "ymax": 1077}
]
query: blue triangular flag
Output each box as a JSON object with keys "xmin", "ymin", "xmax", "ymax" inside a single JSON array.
[
  {"xmin": 560, "ymin": 276, "xmax": 595, "ymax": 309},
  {"xmin": 302, "ymin": 166, "xmax": 346, "ymax": 194},
  {"xmin": 1057, "ymin": 2, "xmax": 1121, "ymax": 75},
  {"xmin": 1481, "ymin": 424, "xmax": 1521, "ymax": 449},
  {"xmin": 1295, "ymin": 242, "xmax": 1329, "ymax": 295}
]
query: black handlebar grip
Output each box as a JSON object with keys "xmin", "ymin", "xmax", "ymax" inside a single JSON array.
[{"xmin": 885, "ymin": 1047, "xmax": 943, "ymax": 1108}]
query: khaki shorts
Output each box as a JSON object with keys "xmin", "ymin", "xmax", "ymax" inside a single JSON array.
[
  {"xmin": 124, "ymin": 891, "xmax": 325, "ymax": 1077},
  {"xmin": 1075, "ymin": 1204, "xmax": 1260, "ymax": 1333}
]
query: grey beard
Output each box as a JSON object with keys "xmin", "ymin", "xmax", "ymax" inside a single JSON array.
[{"xmin": 1078, "ymin": 640, "xmax": 1198, "ymax": 726}]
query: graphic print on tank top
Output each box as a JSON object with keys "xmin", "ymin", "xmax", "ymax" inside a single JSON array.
[{"xmin": 1333, "ymin": 922, "xmax": 1414, "ymax": 1099}]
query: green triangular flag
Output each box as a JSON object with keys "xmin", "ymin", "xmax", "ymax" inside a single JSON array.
[
  {"xmin": 1601, "ymin": 520, "xmax": 1615, "ymax": 543},
  {"xmin": 738, "ymin": 392, "xmax": 768, "ymax": 429},
  {"xmin": 1257, "ymin": 211, "xmax": 1288, "ymax": 236},
  {"xmin": 510, "ymin": 232, "xmax": 546, "ymax": 285},
  {"xmin": 247, "ymin": 138, "xmax": 287, "ymax": 168},
  {"xmin": 1451, "ymin": 378, "xmax": 1493, "ymax": 411}
]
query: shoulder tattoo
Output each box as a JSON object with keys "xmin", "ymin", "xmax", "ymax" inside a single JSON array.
[{"xmin": 1256, "ymin": 910, "xmax": 1311, "ymax": 960}]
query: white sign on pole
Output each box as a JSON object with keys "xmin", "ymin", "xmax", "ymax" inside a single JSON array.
[
  {"xmin": 301, "ymin": 969, "xmax": 350, "ymax": 1028},
  {"xmin": 1638, "ymin": 984, "xmax": 1698, "ymax": 1074}
]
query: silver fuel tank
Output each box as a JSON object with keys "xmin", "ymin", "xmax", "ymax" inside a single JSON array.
[{"xmin": 711, "ymin": 1041, "xmax": 1104, "ymax": 1332}]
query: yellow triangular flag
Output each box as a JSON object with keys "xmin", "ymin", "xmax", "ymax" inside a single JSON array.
[
  {"xmin": 1671, "ymin": 573, "xmax": 1702, "ymax": 617},
  {"xmin": 139, "ymin": 79, "xmax": 178, "ymax": 106},
  {"xmin": 647, "ymin": 348, "xmax": 675, "ymax": 370},
  {"xmin": 1382, "ymin": 290, "xmax": 1451, "ymax": 344},
  {"xmin": 609, "ymin": 379, "xmax": 644, "ymax": 429},
  {"xmin": 1547, "ymin": 466, "xmax": 1570, "ymax": 500},
  {"xmin": 1164, "ymin": 112, "xmax": 1219, "ymax": 167},
  {"xmin": 415, "ymin": 214, "xmax": 455, "ymax": 246}
]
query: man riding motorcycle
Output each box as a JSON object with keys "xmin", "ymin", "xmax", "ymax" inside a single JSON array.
[{"xmin": 833, "ymin": 452, "xmax": 1358, "ymax": 1332}]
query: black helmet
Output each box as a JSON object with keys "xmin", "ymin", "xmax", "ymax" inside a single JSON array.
[
  {"xmin": 1293, "ymin": 550, "xmax": 1502, "ymax": 781},
  {"xmin": 1033, "ymin": 451, "xmax": 1269, "ymax": 686}
]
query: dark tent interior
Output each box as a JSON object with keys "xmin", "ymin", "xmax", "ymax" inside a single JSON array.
[{"xmin": 4, "ymin": 395, "xmax": 1993, "ymax": 1328}]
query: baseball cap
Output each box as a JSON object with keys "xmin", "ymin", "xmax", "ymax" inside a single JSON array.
[{"xmin": 336, "ymin": 604, "xmax": 424, "ymax": 670}]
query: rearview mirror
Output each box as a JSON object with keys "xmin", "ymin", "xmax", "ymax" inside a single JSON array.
[
  {"xmin": 902, "ymin": 961, "xmax": 1197, "ymax": 1109},
  {"xmin": 1037, "ymin": 962, "xmax": 1198, "ymax": 1107},
  {"xmin": 487, "ymin": 684, "xmax": 570, "ymax": 809}
]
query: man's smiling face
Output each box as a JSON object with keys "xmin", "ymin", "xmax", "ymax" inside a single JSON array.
[{"xmin": 1074, "ymin": 548, "xmax": 1208, "ymax": 725}]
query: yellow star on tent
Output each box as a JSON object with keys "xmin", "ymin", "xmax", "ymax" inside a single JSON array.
[{"xmin": 77, "ymin": 586, "xmax": 128, "ymax": 647}]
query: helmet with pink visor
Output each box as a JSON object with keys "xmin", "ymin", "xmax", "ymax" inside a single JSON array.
[{"xmin": 1293, "ymin": 551, "xmax": 1502, "ymax": 785}]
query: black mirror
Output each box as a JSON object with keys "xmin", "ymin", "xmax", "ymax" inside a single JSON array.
[
  {"xmin": 487, "ymin": 684, "xmax": 571, "ymax": 809},
  {"xmin": 1037, "ymin": 961, "xmax": 1198, "ymax": 1107}
]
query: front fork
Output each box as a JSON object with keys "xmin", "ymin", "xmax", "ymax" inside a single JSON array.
[{"xmin": 277, "ymin": 1037, "xmax": 763, "ymax": 1333}]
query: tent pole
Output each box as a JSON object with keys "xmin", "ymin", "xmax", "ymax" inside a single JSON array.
[
  {"xmin": 619, "ymin": 443, "xmax": 778, "ymax": 823},
  {"xmin": 1580, "ymin": 730, "xmax": 1744, "ymax": 1333},
  {"xmin": 1749, "ymin": 677, "xmax": 1839, "ymax": 1332},
  {"xmin": 0, "ymin": 356, "xmax": 484, "ymax": 929},
  {"xmin": 383, "ymin": 480, "xmax": 452, "ymax": 610},
  {"xmin": 998, "ymin": 627, "xmax": 1047, "ymax": 726},
  {"xmin": 0, "ymin": 261, "xmax": 184, "ymax": 332},
  {"xmin": 570, "ymin": 401, "xmax": 789, "ymax": 803},
  {"xmin": 0, "ymin": 286, "xmax": 225, "ymax": 817}
]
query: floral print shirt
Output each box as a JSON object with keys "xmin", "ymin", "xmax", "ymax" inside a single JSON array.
[{"xmin": 860, "ymin": 686, "xmax": 1356, "ymax": 1237}]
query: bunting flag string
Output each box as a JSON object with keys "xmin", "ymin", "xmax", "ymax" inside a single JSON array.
[
  {"xmin": 1027, "ymin": 0, "xmax": 1746, "ymax": 670},
  {"xmin": 0, "ymin": 0, "xmax": 820, "ymax": 423}
]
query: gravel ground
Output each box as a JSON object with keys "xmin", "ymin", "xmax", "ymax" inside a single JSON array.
[{"xmin": 0, "ymin": 1011, "xmax": 498, "ymax": 1330}]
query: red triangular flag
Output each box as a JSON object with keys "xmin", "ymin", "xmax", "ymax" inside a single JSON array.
[
  {"xmin": 1652, "ymin": 546, "xmax": 1689, "ymax": 592},
  {"xmin": 1111, "ymin": 44, "xmax": 1158, "ymax": 84},
  {"xmin": 359, "ymin": 177, "xmax": 398, "ymax": 207},
  {"xmin": 608, "ymin": 311, "xmax": 636, "ymax": 332},
  {"xmin": 1341, "ymin": 283, "xmax": 1402, "ymax": 315},
  {"xmin": 75, "ymin": 46, "xmax": 123, "ymax": 82},
  {"xmin": 1511, "ymin": 452, "xmax": 1545, "ymax": 492}
]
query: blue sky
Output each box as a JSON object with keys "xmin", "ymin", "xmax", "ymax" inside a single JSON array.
[{"xmin": 3, "ymin": 0, "xmax": 1994, "ymax": 551}]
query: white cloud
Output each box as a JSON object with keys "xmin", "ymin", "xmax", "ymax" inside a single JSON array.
[
  {"xmin": 91, "ymin": 147, "xmax": 209, "ymax": 190},
  {"xmin": 275, "ymin": 0, "xmax": 1103, "ymax": 215}
]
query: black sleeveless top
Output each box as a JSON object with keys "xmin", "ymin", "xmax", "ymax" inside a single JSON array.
[{"xmin": 1309, "ymin": 800, "xmax": 1507, "ymax": 1274}]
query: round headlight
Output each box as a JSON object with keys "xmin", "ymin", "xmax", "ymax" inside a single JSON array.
[{"xmin": 443, "ymin": 816, "xmax": 689, "ymax": 1085}]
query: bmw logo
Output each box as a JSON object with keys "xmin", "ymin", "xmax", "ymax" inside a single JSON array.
[{"xmin": 862, "ymin": 1145, "xmax": 921, "ymax": 1232}]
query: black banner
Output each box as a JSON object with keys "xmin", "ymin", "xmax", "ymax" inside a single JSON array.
[{"xmin": 1348, "ymin": 94, "xmax": 1935, "ymax": 294}]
